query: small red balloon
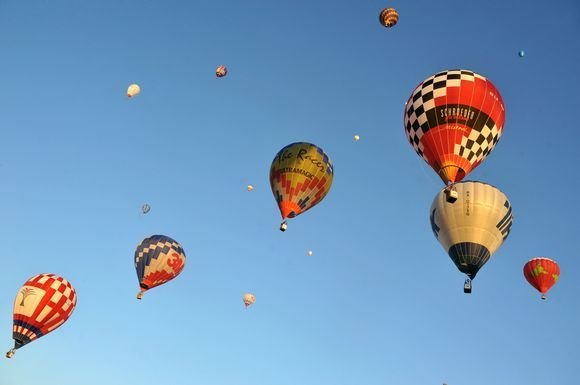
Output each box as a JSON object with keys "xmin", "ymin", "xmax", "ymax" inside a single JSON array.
[{"xmin": 523, "ymin": 257, "xmax": 560, "ymax": 300}]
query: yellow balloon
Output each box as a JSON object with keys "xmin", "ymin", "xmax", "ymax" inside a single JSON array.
[{"xmin": 270, "ymin": 142, "xmax": 333, "ymax": 230}]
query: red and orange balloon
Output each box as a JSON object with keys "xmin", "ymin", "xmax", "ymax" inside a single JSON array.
[
  {"xmin": 404, "ymin": 69, "xmax": 505, "ymax": 185},
  {"xmin": 523, "ymin": 257, "xmax": 560, "ymax": 300}
]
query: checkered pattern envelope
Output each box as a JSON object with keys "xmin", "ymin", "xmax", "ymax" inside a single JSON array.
[
  {"xmin": 135, "ymin": 235, "xmax": 186, "ymax": 299},
  {"xmin": 10, "ymin": 274, "xmax": 77, "ymax": 354},
  {"xmin": 404, "ymin": 69, "xmax": 505, "ymax": 184}
]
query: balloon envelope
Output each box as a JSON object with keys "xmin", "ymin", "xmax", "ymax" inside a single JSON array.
[
  {"xmin": 127, "ymin": 84, "xmax": 141, "ymax": 97},
  {"xmin": 8, "ymin": 273, "xmax": 77, "ymax": 357},
  {"xmin": 243, "ymin": 293, "xmax": 255, "ymax": 308},
  {"xmin": 379, "ymin": 8, "xmax": 399, "ymax": 28},
  {"xmin": 430, "ymin": 181, "xmax": 512, "ymax": 279},
  {"xmin": 142, "ymin": 204, "xmax": 151, "ymax": 214},
  {"xmin": 135, "ymin": 235, "xmax": 186, "ymax": 299},
  {"xmin": 524, "ymin": 257, "xmax": 560, "ymax": 298},
  {"xmin": 270, "ymin": 142, "xmax": 334, "ymax": 221},
  {"xmin": 404, "ymin": 70, "xmax": 505, "ymax": 185},
  {"xmin": 216, "ymin": 65, "xmax": 228, "ymax": 78}
]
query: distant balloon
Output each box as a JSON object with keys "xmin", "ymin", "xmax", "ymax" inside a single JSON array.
[
  {"xmin": 379, "ymin": 8, "xmax": 399, "ymax": 28},
  {"xmin": 518, "ymin": 50, "xmax": 525, "ymax": 57},
  {"xmin": 142, "ymin": 204, "xmax": 151, "ymax": 214},
  {"xmin": 127, "ymin": 84, "xmax": 141, "ymax": 98},
  {"xmin": 307, "ymin": 250, "xmax": 313, "ymax": 256},
  {"xmin": 135, "ymin": 235, "xmax": 186, "ymax": 299},
  {"xmin": 270, "ymin": 142, "xmax": 334, "ymax": 231},
  {"xmin": 524, "ymin": 257, "xmax": 560, "ymax": 300},
  {"xmin": 243, "ymin": 293, "xmax": 255, "ymax": 308},
  {"xmin": 430, "ymin": 181, "xmax": 512, "ymax": 292},
  {"xmin": 216, "ymin": 65, "xmax": 228, "ymax": 78},
  {"xmin": 7, "ymin": 274, "xmax": 77, "ymax": 358},
  {"xmin": 247, "ymin": 185, "xmax": 254, "ymax": 192},
  {"xmin": 404, "ymin": 69, "xmax": 505, "ymax": 186},
  {"xmin": 354, "ymin": 135, "xmax": 360, "ymax": 141}
]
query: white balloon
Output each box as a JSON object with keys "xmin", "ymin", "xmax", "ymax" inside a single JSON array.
[
  {"xmin": 127, "ymin": 84, "xmax": 141, "ymax": 98},
  {"xmin": 430, "ymin": 181, "xmax": 512, "ymax": 279},
  {"xmin": 243, "ymin": 293, "xmax": 255, "ymax": 307}
]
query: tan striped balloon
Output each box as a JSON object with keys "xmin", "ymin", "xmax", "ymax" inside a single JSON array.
[
  {"xmin": 379, "ymin": 8, "xmax": 399, "ymax": 28},
  {"xmin": 430, "ymin": 181, "xmax": 512, "ymax": 279}
]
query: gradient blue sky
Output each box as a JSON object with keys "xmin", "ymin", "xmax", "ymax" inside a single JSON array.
[{"xmin": 0, "ymin": 1, "xmax": 579, "ymax": 384}]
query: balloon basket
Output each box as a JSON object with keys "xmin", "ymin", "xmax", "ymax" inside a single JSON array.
[
  {"xmin": 6, "ymin": 350, "xmax": 14, "ymax": 359},
  {"xmin": 463, "ymin": 279, "xmax": 472, "ymax": 294},
  {"xmin": 137, "ymin": 292, "xmax": 143, "ymax": 300},
  {"xmin": 445, "ymin": 187, "xmax": 458, "ymax": 203},
  {"xmin": 280, "ymin": 221, "xmax": 288, "ymax": 232}
]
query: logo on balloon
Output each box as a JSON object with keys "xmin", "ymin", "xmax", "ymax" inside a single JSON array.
[
  {"xmin": 19, "ymin": 288, "xmax": 35, "ymax": 306},
  {"xmin": 168, "ymin": 252, "xmax": 185, "ymax": 274}
]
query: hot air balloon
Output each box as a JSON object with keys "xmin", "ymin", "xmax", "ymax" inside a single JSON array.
[
  {"xmin": 307, "ymin": 250, "xmax": 313, "ymax": 256},
  {"xmin": 270, "ymin": 142, "xmax": 334, "ymax": 231},
  {"xmin": 524, "ymin": 258, "xmax": 560, "ymax": 300},
  {"xmin": 518, "ymin": 50, "xmax": 525, "ymax": 57},
  {"xmin": 247, "ymin": 185, "xmax": 254, "ymax": 192},
  {"xmin": 135, "ymin": 235, "xmax": 186, "ymax": 299},
  {"xmin": 243, "ymin": 293, "xmax": 255, "ymax": 308},
  {"xmin": 430, "ymin": 181, "xmax": 513, "ymax": 293},
  {"xmin": 404, "ymin": 70, "xmax": 505, "ymax": 202},
  {"xmin": 379, "ymin": 8, "xmax": 399, "ymax": 28},
  {"xmin": 354, "ymin": 135, "xmax": 360, "ymax": 141},
  {"xmin": 216, "ymin": 65, "xmax": 228, "ymax": 78},
  {"xmin": 6, "ymin": 274, "xmax": 77, "ymax": 358},
  {"xmin": 127, "ymin": 84, "xmax": 141, "ymax": 98},
  {"xmin": 142, "ymin": 204, "xmax": 151, "ymax": 214}
]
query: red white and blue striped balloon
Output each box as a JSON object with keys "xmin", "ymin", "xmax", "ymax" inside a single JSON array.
[{"xmin": 135, "ymin": 235, "xmax": 186, "ymax": 299}]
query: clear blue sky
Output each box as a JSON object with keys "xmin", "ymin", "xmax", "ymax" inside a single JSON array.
[{"xmin": 0, "ymin": 1, "xmax": 579, "ymax": 384}]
